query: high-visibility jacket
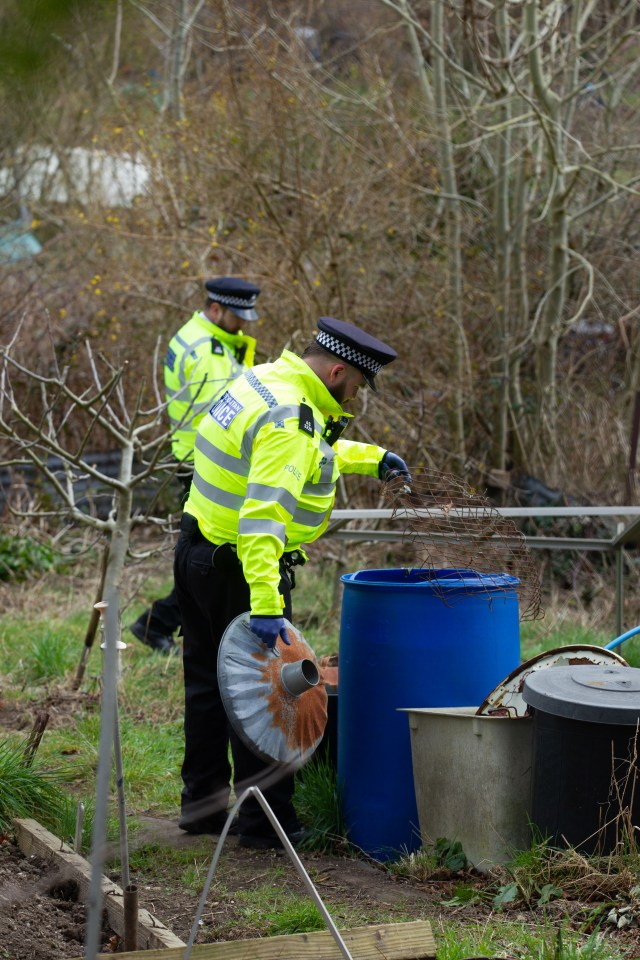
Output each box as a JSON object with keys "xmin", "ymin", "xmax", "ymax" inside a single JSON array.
[
  {"xmin": 183, "ymin": 349, "xmax": 386, "ymax": 616},
  {"xmin": 164, "ymin": 311, "xmax": 257, "ymax": 463}
]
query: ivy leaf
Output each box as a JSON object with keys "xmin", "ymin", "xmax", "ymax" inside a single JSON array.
[
  {"xmin": 538, "ymin": 883, "xmax": 563, "ymax": 905},
  {"xmin": 493, "ymin": 882, "xmax": 519, "ymax": 907}
]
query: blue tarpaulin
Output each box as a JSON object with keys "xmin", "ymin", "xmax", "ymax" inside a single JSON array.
[{"xmin": 0, "ymin": 222, "xmax": 42, "ymax": 263}]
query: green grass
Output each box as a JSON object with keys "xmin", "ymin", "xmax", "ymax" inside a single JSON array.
[
  {"xmin": 293, "ymin": 753, "xmax": 346, "ymax": 852},
  {"xmin": 231, "ymin": 883, "xmax": 414, "ymax": 936},
  {"xmin": 0, "ymin": 737, "xmax": 70, "ymax": 833},
  {"xmin": 125, "ymin": 840, "xmax": 216, "ymax": 893},
  {"xmin": 237, "ymin": 889, "xmax": 328, "ymax": 935},
  {"xmin": 24, "ymin": 628, "xmax": 78, "ymax": 682},
  {"xmin": 435, "ymin": 921, "xmax": 623, "ymax": 960}
]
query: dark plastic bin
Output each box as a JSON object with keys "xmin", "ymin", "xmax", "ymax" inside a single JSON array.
[{"xmin": 523, "ymin": 664, "xmax": 640, "ymax": 854}]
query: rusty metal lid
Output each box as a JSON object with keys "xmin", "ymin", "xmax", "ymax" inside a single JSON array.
[
  {"xmin": 476, "ymin": 645, "xmax": 629, "ymax": 718},
  {"xmin": 218, "ymin": 612, "xmax": 328, "ymax": 767}
]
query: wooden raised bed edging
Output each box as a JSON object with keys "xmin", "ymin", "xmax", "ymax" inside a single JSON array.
[
  {"xmin": 84, "ymin": 919, "xmax": 436, "ymax": 959},
  {"xmin": 14, "ymin": 818, "xmax": 436, "ymax": 960},
  {"xmin": 13, "ymin": 817, "xmax": 185, "ymax": 951}
]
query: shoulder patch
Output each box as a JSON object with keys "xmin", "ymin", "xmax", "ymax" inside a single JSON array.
[
  {"xmin": 165, "ymin": 345, "xmax": 177, "ymax": 373},
  {"xmin": 210, "ymin": 337, "xmax": 225, "ymax": 355},
  {"xmin": 298, "ymin": 403, "xmax": 314, "ymax": 438},
  {"xmin": 209, "ymin": 391, "xmax": 244, "ymax": 430}
]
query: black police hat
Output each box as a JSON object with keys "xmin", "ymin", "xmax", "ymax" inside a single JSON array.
[
  {"xmin": 205, "ymin": 277, "xmax": 260, "ymax": 321},
  {"xmin": 316, "ymin": 317, "xmax": 397, "ymax": 391}
]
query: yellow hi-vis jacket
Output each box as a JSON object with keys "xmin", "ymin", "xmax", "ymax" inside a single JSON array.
[
  {"xmin": 164, "ymin": 311, "xmax": 257, "ymax": 463},
  {"xmin": 183, "ymin": 349, "xmax": 386, "ymax": 616}
]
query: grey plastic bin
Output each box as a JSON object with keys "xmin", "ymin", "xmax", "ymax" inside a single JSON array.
[{"xmin": 405, "ymin": 706, "xmax": 533, "ymax": 869}]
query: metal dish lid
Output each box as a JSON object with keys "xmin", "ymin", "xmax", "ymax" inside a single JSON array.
[
  {"xmin": 523, "ymin": 665, "xmax": 640, "ymax": 725},
  {"xmin": 475, "ymin": 645, "xmax": 629, "ymax": 718},
  {"xmin": 218, "ymin": 612, "xmax": 328, "ymax": 767}
]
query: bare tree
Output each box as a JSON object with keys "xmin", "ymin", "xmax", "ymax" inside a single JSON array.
[
  {"xmin": 378, "ymin": 0, "xmax": 640, "ymax": 479},
  {"xmin": 0, "ymin": 317, "xmax": 180, "ymax": 676}
]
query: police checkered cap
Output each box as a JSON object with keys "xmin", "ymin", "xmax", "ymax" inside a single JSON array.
[
  {"xmin": 316, "ymin": 316, "xmax": 397, "ymax": 391},
  {"xmin": 316, "ymin": 330, "xmax": 383, "ymax": 376},
  {"xmin": 205, "ymin": 277, "xmax": 260, "ymax": 320}
]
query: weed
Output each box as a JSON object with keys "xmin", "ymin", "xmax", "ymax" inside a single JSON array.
[
  {"xmin": 0, "ymin": 533, "xmax": 58, "ymax": 582},
  {"xmin": 499, "ymin": 828, "xmax": 639, "ymax": 908},
  {"xmin": 390, "ymin": 837, "xmax": 468, "ymax": 882},
  {"xmin": 435, "ymin": 920, "xmax": 624, "ymax": 960},
  {"xmin": 294, "ymin": 754, "xmax": 346, "ymax": 852},
  {"xmin": 24, "ymin": 630, "xmax": 76, "ymax": 682},
  {"xmin": 441, "ymin": 882, "xmax": 494, "ymax": 907},
  {"xmin": 520, "ymin": 925, "xmax": 617, "ymax": 960},
  {"xmin": 250, "ymin": 898, "xmax": 326, "ymax": 936},
  {"xmin": 388, "ymin": 847, "xmax": 440, "ymax": 882},
  {"xmin": 0, "ymin": 737, "xmax": 68, "ymax": 833}
]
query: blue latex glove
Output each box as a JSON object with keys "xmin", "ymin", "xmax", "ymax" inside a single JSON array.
[
  {"xmin": 249, "ymin": 616, "xmax": 291, "ymax": 649},
  {"xmin": 378, "ymin": 451, "xmax": 411, "ymax": 484}
]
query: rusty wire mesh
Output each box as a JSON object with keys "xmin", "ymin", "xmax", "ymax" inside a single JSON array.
[{"xmin": 382, "ymin": 469, "xmax": 543, "ymax": 621}]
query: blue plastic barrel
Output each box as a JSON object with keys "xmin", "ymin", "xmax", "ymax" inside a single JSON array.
[{"xmin": 338, "ymin": 568, "xmax": 521, "ymax": 860}]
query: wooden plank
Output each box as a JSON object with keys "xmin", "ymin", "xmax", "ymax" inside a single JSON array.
[
  {"xmin": 78, "ymin": 919, "xmax": 436, "ymax": 960},
  {"xmin": 13, "ymin": 817, "xmax": 185, "ymax": 951}
]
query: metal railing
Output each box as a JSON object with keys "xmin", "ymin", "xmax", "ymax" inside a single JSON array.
[{"xmin": 326, "ymin": 506, "xmax": 640, "ymax": 636}]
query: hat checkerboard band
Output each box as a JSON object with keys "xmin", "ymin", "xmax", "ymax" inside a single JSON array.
[
  {"xmin": 316, "ymin": 330, "xmax": 383, "ymax": 375},
  {"xmin": 208, "ymin": 292, "xmax": 258, "ymax": 308}
]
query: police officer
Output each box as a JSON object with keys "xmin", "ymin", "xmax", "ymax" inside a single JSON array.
[
  {"xmin": 130, "ymin": 277, "xmax": 262, "ymax": 654},
  {"xmin": 174, "ymin": 316, "xmax": 410, "ymax": 847}
]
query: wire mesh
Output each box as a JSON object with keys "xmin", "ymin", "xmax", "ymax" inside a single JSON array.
[{"xmin": 383, "ymin": 468, "xmax": 543, "ymax": 621}]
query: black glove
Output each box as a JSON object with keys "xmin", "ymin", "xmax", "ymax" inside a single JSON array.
[
  {"xmin": 249, "ymin": 616, "xmax": 291, "ymax": 650},
  {"xmin": 378, "ymin": 451, "xmax": 411, "ymax": 484}
]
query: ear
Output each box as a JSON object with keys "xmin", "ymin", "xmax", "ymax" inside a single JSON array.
[{"xmin": 328, "ymin": 362, "xmax": 346, "ymax": 384}]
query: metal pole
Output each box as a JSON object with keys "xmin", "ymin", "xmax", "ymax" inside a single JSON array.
[
  {"xmin": 112, "ymin": 709, "xmax": 130, "ymax": 890},
  {"xmin": 615, "ymin": 544, "xmax": 624, "ymax": 637},
  {"xmin": 83, "ymin": 591, "xmax": 119, "ymax": 960},
  {"xmin": 74, "ymin": 802, "xmax": 85, "ymax": 854}
]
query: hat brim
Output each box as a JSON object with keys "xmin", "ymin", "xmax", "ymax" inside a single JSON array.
[
  {"xmin": 227, "ymin": 306, "xmax": 258, "ymax": 321},
  {"xmin": 362, "ymin": 371, "xmax": 377, "ymax": 392}
]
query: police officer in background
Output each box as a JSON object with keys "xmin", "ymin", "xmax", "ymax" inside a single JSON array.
[
  {"xmin": 174, "ymin": 316, "xmax": 411, "ymax": 848},
  {"xmin": 130, "ymin": 277, "xmax": 262, "ymax": 654}
]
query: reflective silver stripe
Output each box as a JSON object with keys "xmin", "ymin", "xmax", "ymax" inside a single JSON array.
[
  {"xmin": 192, "ymin": 471, "xmax": 244, "ymax": 510},
  {"xmin": 302, "ymin": 480, "xmax": 337, "ymax": 497},
  {"xmin": 177, "ymin": 334, "xmax": 228, "ymax": 388},
  {"xmin": 292, "ymin": 505, "xmax": 329, "ymax": 527},
  {"xmin": 195, "ymin": 432, "xmax": 249, "ymax": 476},
  {"xmin": 241, "ymin": 404, "xmax": 302, "ymax": 458},
  {"xmin": 238, "ymin": 517, "xmax": 286, "ymax": 540},
  {"xmin": 317, "ymin": 438, "xmax": 336, "ymax": 482},
  {"xmin": 246, "ymin": 482, "xmax": 298, "ymax": 515}
]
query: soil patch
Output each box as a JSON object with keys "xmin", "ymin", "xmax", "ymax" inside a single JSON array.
[
  {"xmin": 5, "ymin": 814, "xmax": 639, "ymax": 959},
  {"xmin": 0, "ymin": 834, "xmax": 117, "ymax": 959}
]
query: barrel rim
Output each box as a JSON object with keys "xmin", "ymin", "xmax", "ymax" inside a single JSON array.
[{"xmin": 340, "ymin": 567, "xmax": 520, "ymax": 590}]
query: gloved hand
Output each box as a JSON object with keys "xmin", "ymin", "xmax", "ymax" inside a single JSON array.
[
  {"xmin": 378, "ymin": 451, "xmax": 411, "ymax": 484},
  {"xmin": 249, "ymin": 616, "xmax": 291, "ymax": 649}
]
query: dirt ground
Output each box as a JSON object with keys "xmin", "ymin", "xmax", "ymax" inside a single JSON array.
[
  {"xmin": 0, "ymin": 817, "xmax": 458, "ymax": 959},
  {"xmin": 2, "ymin": 812, "xmax": 640, "ymax": 959}
]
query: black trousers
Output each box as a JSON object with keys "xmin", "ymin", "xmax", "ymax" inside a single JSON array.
[
  {"xmin": 136, "ymin": 467, "xmax": 193, "ymax": 639},
  {"xmin": 174, "ymin": 524, "xmax": 299, "ymax": 838},
  {"xmin": 139, "ymin": 587, "xmax": 182, "ymax": 637}
]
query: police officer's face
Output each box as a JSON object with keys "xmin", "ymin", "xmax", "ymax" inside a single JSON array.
[
  {"xmin": 329, "ymin": 364, "xmax": 367, "ymax": 404},
  {"xmin": 217, "ymin": 309, "xmax": 245, "ymax": 335}
]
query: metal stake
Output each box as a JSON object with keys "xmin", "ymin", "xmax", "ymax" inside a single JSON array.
[{"xmin": 184, "ymin": 786, "xmax": 354, "ymax": 960}]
